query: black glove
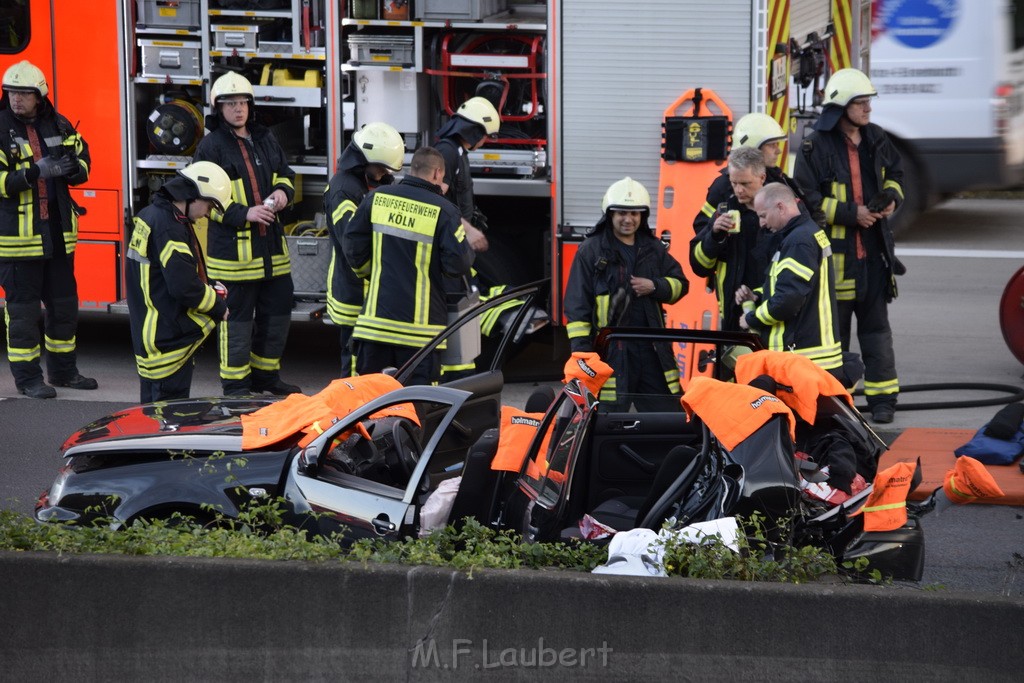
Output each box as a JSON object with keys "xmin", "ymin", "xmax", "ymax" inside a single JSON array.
[
  {"xmin": 471, "ymin": 206, "xmax": 489, "ymax": 232},
  {"xmin": 35, "ymin": 155, "xmax": 76, "ymax": 179},
  {"xmin": 62, "ymin": 152, "xmax": 80, "ymax": 176},
  {"xmin": 866, "ymin": 188, "xmax": 899, "ymax": 213}
]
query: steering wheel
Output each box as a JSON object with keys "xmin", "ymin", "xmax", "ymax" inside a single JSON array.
[
  {"xmin": 391, "ymin": 419, "xmax": 427, "ymax": 490},
  {"xmin": 321, "ymin": 430, "xmax": 378, "ymax": 481}
]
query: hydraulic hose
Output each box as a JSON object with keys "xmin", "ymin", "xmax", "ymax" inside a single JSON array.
[{"xmin": 852, "ymin": 382, "xmax": 1024, "ymax": 412}]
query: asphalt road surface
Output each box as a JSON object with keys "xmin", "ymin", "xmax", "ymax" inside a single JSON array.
[{"xmin": 1, "ymin": 197, "xmax": 1022, "ymax": 597}]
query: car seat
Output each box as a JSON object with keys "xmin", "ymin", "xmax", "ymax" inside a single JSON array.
[
  {"xmin": 525, "ymin": 385, "xmax": 556, "ymax": 413},
  {"xmin": 446, "ymin": 428, "xmax": 500, "ymax": 529},
  {"xmin": 723, "ymin": 414, "xmax": 801, "ymax": 520},
  {"xmin": 560, "ymin": 443, "xmax": 701, "ymax": 538}
]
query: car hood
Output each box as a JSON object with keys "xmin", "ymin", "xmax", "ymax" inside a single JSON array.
[{"xmin": 60, "ymin": 396, "xmax": 279, "ymax": 452}]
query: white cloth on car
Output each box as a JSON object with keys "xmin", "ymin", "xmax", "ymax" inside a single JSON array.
[
  {"xmin": 591, "ymin": 517, "xmax": 742, "ymax": 577},
  {"xmin": 418, "ymin": 476, "xmax": 461, "ymax": 537}
]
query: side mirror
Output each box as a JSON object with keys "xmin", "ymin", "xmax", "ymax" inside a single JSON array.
[{"xmin": 297, "ymin": 446, "xmax": 319, "ymax": 475}]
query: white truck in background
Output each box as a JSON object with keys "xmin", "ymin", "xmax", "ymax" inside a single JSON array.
[{"xmin": 868, "ymin": 0, "xmax": 1024, "ymax": 229}]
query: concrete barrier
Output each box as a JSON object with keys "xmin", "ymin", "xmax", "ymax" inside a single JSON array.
[{"xmin": 2, "ymin": 551, "xmax": 1021, "ymax": 681}]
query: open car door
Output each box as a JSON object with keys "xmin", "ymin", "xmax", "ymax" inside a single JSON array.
[
  {"xmin": 395, "ymin": 280, "xmax": 549, "ymax": 476},
  {"xmin": 503, "ymin": 378, "xmax": 599, "ymax": 543},
  {"xmin": 284, "ymin": 386, "xmax": 470, "ymax": 541}
]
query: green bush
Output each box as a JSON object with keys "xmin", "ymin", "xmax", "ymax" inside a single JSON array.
[{"xmin": 0, "ymin": 501, "xmax": 874, "ymax": 584}]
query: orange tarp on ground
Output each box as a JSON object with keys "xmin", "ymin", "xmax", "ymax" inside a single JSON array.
[{"xmin": 878, "ymin": 428, "xmax": 1024, "ymax": 505}]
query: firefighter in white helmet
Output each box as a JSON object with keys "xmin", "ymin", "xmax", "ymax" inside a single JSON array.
[
  {"xmin": 691, "ymin": 111, "xmax": 817, "ymax": 240},
  {"xmin": 0, "ymin": 60, "xmax": 96, "ymax": 399},
  {"xmin": 126, "ymin": 161, "xmax": 232, "ymax": 402},
  {"xmin": 794, "ymin": 67, "xmax": 905, "ymax": 424},
  {"xmin": 433, "ymin": 96, "xmax": 499, "ymax": 253},
  {"xmin": 324, "ymin": 121, "xmax": 405, "ymax": 376},
  {"xmin": 193, "ymin": 71, "xmax": 301, "ymax": 396},
  {"xmin": 431, "ymin": 96, "xmax": 502, "ymax": 380},
  {"xmin": 564, "ymin": 177, "xmax": 688, "ymax": 410}
]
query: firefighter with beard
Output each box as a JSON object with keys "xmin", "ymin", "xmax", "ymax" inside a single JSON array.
[
  {"xmin": 126, "ymin": 162, "xmax": 231, "ymax": 403},
  {"xmin": 192, "ymin": 72, "xmax": 300, "ymax": 397},
  {"xmin": 564, "ymin": 177, "xmax": 688, "ymax": 411},
  {"xmin": 324, "ymin": 122, "xmax": 405, "ymax": 377},
  {"xmin": 0, "ymin": 60, "xmax": 96, "ymax": 399},
  {"xmin": 793, "ymin": 68, "xmax": 904, "ymax": 424}
]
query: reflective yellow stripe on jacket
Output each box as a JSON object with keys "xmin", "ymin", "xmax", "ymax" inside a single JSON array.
[
  {"xmin": 326, "ymin": 198, "xmax": 360, "ymax": 325},
  {"xmin": 354, "ymin": 194, "xmax": 445, "ymax": 347},
  {"xmin": 135, "ymin": 260, "xmax": 215, "ymax": 380}
]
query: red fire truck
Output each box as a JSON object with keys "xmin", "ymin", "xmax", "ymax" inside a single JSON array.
[{"xmin": 0, "ymin": 0, "xmax": 868, "ymax": 327}]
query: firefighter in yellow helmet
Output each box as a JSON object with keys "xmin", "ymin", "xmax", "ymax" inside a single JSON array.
[
  {"xmin": 0, "ymin": 60, "xmax": 96, "ymax": 399},
  {"xmin": 325, "ymin": 122, "xmax": 405, "ymax": 377},
  {"xmin": 126, "ymin": 161, "xmax": 232, "ymax": 402},
  {"xmin": 793, "ymin": 67, "xmax": 905, "ymax": 424},
  {"xmin": 564, "ymin": 177, "xmax": 688, "ymax": 411},
  {"xmin": 192, "ymin": 71, "xmax": 301, "ymax": 396}
]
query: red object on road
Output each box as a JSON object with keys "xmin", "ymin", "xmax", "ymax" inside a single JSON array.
[{"xmin": 999, "ymin": 265, "xmax": 1024, "ymax": 365}]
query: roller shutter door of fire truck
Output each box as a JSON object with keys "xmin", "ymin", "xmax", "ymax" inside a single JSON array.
[
  {"xmin": 557, "ymin": 0, "xmax": 754, "ymax": 234},
  {"xmin": 789, "ymin": 0, "xmax": 832, "ymax": 49}
]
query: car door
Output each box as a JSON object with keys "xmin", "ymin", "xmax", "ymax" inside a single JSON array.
[
  {"xmin": 284, "ymin": 386, "xmax": 470, "ymax": 541},
  {"xmin": 505, "ymin": 379, "xmax": 598, "ymax": 542},
  {"xmin": 398, "ymin": 280, "xmax": 548, "ymax": 476}
]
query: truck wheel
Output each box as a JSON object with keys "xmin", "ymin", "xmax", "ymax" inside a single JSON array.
[{"xmin": 889, "ymin": 144, "xmax": 926, "ymax": 235}]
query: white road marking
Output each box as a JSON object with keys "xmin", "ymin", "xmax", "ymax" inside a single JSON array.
[{"xmin": 895, "ymin": 248, "xmax": 1024, "ymax": 259}]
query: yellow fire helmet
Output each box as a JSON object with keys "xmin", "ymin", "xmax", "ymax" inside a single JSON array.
[
  {"xmin": 823, "ymin": 68, "xmax": 877, "ymax": 107},
  {"xmin": 353, "ymin": 122, "xmax": 405, "ymax": 172},
  {"xmin": 733, "ymin": 112, "xmax": 786, "ymax": 149},
  {"xmin": 210, "ymin": 71, "xmax": 255, "ymax": 105},
  {"xmin": 601, "ymin": 177, "xmax": 651, "ymax": 214},
  {"xmin": 179, "ymin": 161, "xmax": 232, "ymax": 212},
  {"xmin": 2, "ymin": 60, "xmax": 48, "ymax": 97},
  {"xmin": 456, "ymin": 96, "xmax": 500, "ymax": 135}
]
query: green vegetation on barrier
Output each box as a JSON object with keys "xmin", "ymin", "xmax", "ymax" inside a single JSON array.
[{"xmin": 0, "ymin": 502, "xmax": 879, "ymax": 584}]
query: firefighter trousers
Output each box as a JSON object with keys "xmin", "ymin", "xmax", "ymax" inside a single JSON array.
[
  {"xmin": 354, "ymin": 339, "xmax": 438, "ymax": 386},
  {"xmin": 608, "ymin": 342, "xmax": 682, "ymax": 413},
  {"xmin": 218, "ymin": 274, "xmax": 293, "ymax": 395},
  {"xmin": 0, "ymin": 255, "xmax": 80, "ymax": 389},
  {"xmin": 837, "ymin": 259, "xmax": 898, "ymax": 410},
  {"xmin": 139, "ymin": 358, "xmax": 195, "ymax": 404},
  {"xmin": 339, "ymin": 324, "xmax": 356, "ymax": 378}
]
